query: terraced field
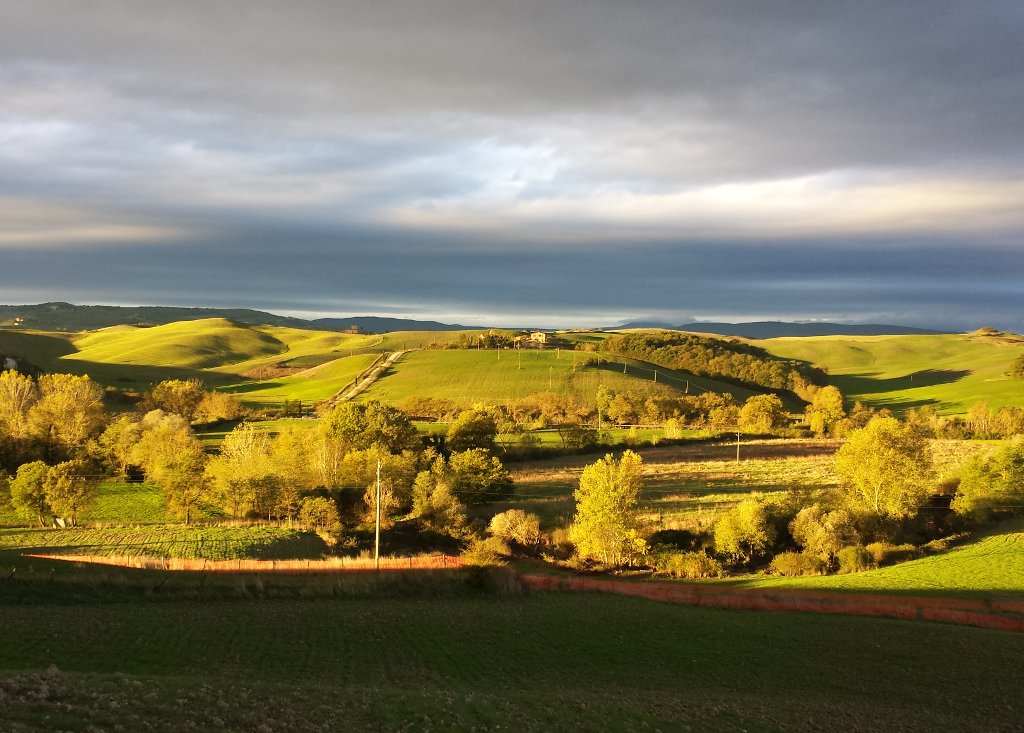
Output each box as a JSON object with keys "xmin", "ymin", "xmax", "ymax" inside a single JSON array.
[
  {"xmin": 757, "ymin": 331, "xmax": 1024, "ymax": 414},
  {"xmin": 0, "ymin": 591, "xmax": 1020, "ymax": 732},
  {"xmin": 0, "ymin": 525, "xmax": 327, "ymax": 560}
]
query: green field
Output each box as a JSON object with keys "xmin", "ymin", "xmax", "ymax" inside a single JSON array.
[
  {"xmin": 218, "ymin": 352, "xmax": 379, "ymax": 407},
  {"xmin": 734, "ymin": 517, "xmax": 1024, "ymax": 598},
  {"xmin": 757, "ymin": 332, "xmax": 1024, "ymax": 414},
  {"xmin": 0, "ymin": 589, "xmax": 1020, "ymax": 732},
  {"xmin": 0, "ymin": 525, "xmax": 327, "ymax": 560},
  {"xmin": 359, "ymin": 348, "xmax": 756, "ymax": 406}
]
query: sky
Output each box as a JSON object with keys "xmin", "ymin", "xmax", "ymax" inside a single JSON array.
[{"xmin": 1, "ymin": 1, "xmax": 1023, "ymax": 330}]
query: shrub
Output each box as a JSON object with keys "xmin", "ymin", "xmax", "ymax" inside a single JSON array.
[
  {"xmin": 461, "ymin": 536, "xmax": 510, "ymax": 567},
  {"xmin": 865, "ymin": 541, "xmax": 919, "ymax": 567},
  {"xmin": 836, "ymin": 545, "xmax": 873, "ymax": 574},
  {"xmin": 768, "ymin": 551, "xmax": 826, "ymax": 577},
  {"xmin": 488, "ymin": 509, "xmax": 542, "ymax": 547},
  {"xmin": 652, "ymin": 549, "xmax": 723, "ymax": 579}
]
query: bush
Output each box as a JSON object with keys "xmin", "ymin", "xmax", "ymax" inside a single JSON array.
[
  {"xmin": 836, "ymin": 545, "xmax": 873, "ymax": 574},
  {"xmin": 768, "ymin": 551, "xmax": 826, "ymax": 577},
  {"xmin": 461, "ymin": 536, "xmax": 510, "ymax": 567},
  {"xmin": 652, "ymin": 549, "xmax": 723, "ymax": 579},
  {"xmin": 865, "ymin": 541, "xmax": 919, "ymax": 567},
  {"xmin": 488, "ymin": 509, "xmax": 541, "ymax": 546}
]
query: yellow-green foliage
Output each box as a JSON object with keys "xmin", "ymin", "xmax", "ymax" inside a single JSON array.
[{"xmin": 756, "ymin": 332, "xmax": 1024, "ymax": 415}]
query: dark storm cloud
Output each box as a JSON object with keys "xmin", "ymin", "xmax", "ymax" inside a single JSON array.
[{"xmin": 1, "ymin": 1, "xmax": 1023, "ymax": 328}]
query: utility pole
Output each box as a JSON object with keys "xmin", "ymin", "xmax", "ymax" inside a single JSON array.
[
  {"xmin": 736, "ymin": 431, "xmax": 741, "ymax": 463},
  {"xmin": 374, "ymin": 459, "xmax": 381, "ymax": 570},
  {"xmin": 549, "ymin": 366, "xmax": 553, "ymax": 389}
]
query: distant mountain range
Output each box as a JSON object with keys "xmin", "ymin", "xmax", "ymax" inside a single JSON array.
[
  {"xmin": 615, "ymin": 321, "xmax": 950, "ymax": 338},
  {"xmin": 0, "ymin": 302, "xmax": 953, "ymax": 337},
  {"xmin": 0, "ymin": 302, "xmax": 469, "ymax": 333}
]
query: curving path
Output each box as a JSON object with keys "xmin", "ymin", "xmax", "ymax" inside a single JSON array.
[{"xmin": 332, "ymin": 349, "xmax": 407, "ymax": 404}]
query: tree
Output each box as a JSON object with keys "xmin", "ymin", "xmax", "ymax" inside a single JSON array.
[
  {"xmin": 411, "ymin": 458, "xmax": 468, "ymax": 537},
  {"xmin": 9, "ymin": 460, "xmax": 51, "ymax": 527},
  {"xmin": 713, "ymin": 497, "xmax": 775, "ymax": 563},
  {"xmin": 952, "ymin": 437, "xmax": 1024, "ymax": 517},
  {"xmin": 595, "ymin": 384, "xmax": 613, "ymax": 430},
  {"xmin": 789, "ymin": 505, "xmax": 858, "ymax": 565},
  {"xmin": 1010, "ymin": 353, "xmax": 1024, "ymax": 380},
  {"xmin": 445, "ymin": 408, "xmax": 498, "ymax": 452},
  {"xmin": 488, "ymin": 509, "xmax": 541, "ymax": 546},
  {"xmin": 146, "ymin": 379, "xmax": 206, "ymax": 422},
  {"xmin": 448, "ymin": 449, "xmax": 513, "ymax": 504},
  {"xmin": 569, "ymin": 451, "xmax": 646, "ymax": 565},
  {"xmin": 738, "ymin": 394, "xmax": 787, "ymax": 434},
  {"xmin": 320, "ymin": 400, "xmax": 419, "ymax": 453},
  {"xmin": 43, "ymin": 460, "xmax": 97, "ymax": 527},
  {"xmin": 95, "ymin": 415, "xmax": 143, "ymax": 478},
  {"xmin": 299, "ymin": 496, "xmax": 340, "ymax": 532},
  {"xmin": 27, "ymin": 373, "xmax": 105, "ymax": 459},
  {"xmin": 0, "ymin": 369, "xmax": 38, "ymax": 439},
  {"xmin": 132, "ymin": 411, "xmax": 208, "ymax": 524},
  {"xmin": 834, "ymin": 417, "xmax": 932, "ymax": 520},
  {"xmin": 205, "ymin": 422, "xmax": 273, "ymax": 518},
  {"xmin": 805, "ymin": 386, "xmax": 845, "ymax": 437}
]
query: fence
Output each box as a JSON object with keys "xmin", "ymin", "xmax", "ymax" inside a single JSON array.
[
  {"xmin": 520, "ymin": 574, "xmax": 1024, "ymax": 633},
  {"xmin": 25, "ymin": 552, "xmax": 462, "ymax": 573}
]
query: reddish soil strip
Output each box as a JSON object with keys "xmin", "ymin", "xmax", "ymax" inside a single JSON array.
[
  {"xmin": 25, "ymin": 552, "xmax": 462, "ymax": 573},
  {"xmin": 520, "ymin": 574, "xmax": 1024, "ymax": 633}
]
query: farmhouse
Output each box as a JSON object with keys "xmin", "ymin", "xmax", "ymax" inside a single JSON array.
[
  {"xmin": 342, "ymin": 324, "xmax": 367, "ymax": 335},
  {"xmin": 529, "ymin": 331, "xmax": 550, "ymax": 344}
]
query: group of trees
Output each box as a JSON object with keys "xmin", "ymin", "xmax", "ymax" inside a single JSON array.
[
  {"xmin": 565, "ymin": 410, "xmax": 1021, "ymax": 578},
  {"xmin": 601, "ymin": 331, "xmax": 826, "ymax": 397}
]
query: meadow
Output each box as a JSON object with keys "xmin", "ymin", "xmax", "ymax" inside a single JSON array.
[
  {"xmin": 733, "ymin": 516, "xmax": 1024, "ymax": 598},
  {"xmin": 0, "ymin": 588, "xmax": 1021, "ymax": 732},
  {"xmin": 756, "ymin": 331, "xmax": 1024, "ymax": 414},
  {"xmin": 356, "ymin": 347, "xmax": 755, "ymax": 405}
]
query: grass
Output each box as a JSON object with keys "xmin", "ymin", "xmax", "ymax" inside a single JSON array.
[
  {"xmin": 0, "ymin": 591, "xmax": 1020, "ymax": 732},
  {"xmin": 756, "ymin": 331, "xmax": 1024, "ymax": 415},
  {"xmin": 358, "ymin": 348, "xmax": 752, "ymax": 406},
  {"xmin": 500, "ymin": 439, "xmax": 839, "ymax": 530},
  {"xmin": 0, "ymin": 525, "xmax": 327, "ymax": 560},
  {"xmin": 733, "ymin": 516, "xmax": 1024, "ymax": 598},
  {"xmin": 217, "ymin": 352, "xmax": 379, "ymax": 407}
]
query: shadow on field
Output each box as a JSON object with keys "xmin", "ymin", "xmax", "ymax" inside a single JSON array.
[{"xmin": 835, "ymin": 369, "xmax": 971, "ymax": 395}]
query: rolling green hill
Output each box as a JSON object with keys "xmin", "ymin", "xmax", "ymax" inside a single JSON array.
[
  {"xmin": 734, "ymin": 517, "xmax": 1024, "ymax": 598},
  {"xmin": 357, "ymin": 348, "xmax": 757, "ymax": 406},
  {"xmin": 756, "ymin": 332, "xmax": 1024, "ymax": 414}
]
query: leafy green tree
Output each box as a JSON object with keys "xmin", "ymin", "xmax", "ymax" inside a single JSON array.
[
  {"xmin": 10, "ymin": 460, "xmax": 51, "ymax": 527},
  {"xmin": 205, "ymin": 422, "xmax": 274, "ymax": 518},
  {"xmin": 43, "ymin": 460, "xmax": 97, "ymax": 527},
  {"xmin": 446, "ymin": 408, "xmax": 498, "ymax": 452},
  {"xmin": 952, "ymin": 437, "xmax": 1024, "ymax": 517},
  {"xmin": 299, "ymin": 496, "xmax": 340, "ymax": 532},
  {"xmin": 713, "ymin": 497, "xmax": 775, "ymax": 563},
  {"xmin": 320, "ymin": 400, "xmax": 419, "ymax": 453},
  {"xmin": 789, "ymin": 505, "xmax": 859, "ymax": 565},
  {"xmin": 595, "ymin": 384, "xmax": 613, "ymax": 430},
  {"xmin": 448, "ymin": 448, "xmax": 513, "ymax": 504},
  {"xmin": 738, "ymin": 394, "xmax": 787, "ymax": 434},
  {"xmin": 1010, "ymin": 353, "xmax": 1024, "ymax": 380},
  {"xmin": 132, "ymin": 411, "xmax": 208, "ymax": 524},
  {"xmin": 805, "ymin": 386, "xmax": 845, "ymax": 437},
  {"xmin": 411, "ymin": 457, "xmax": 468, "ymax": 537},
  {"xmin": 569, "ymin": 451, "xmax": 646, "ymax": 565},
  {"xmin": 95, "ymin": 415, "xmax": 143, "ymax": 478},
  {"xmin": 834, "ymin": 417, "xmax": 932, "ymax": 520}
]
